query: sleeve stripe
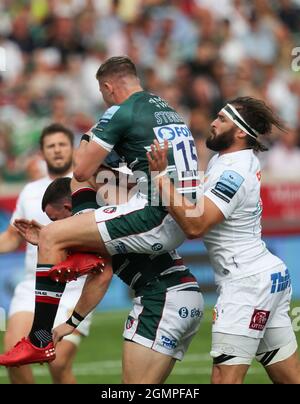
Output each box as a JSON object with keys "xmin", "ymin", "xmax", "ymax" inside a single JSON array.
[
  {"xmin": 210, "ymin": 188, "xmax": 230, "ymax": 203},
  {"xmin": 91, "ymin": 135, "xmax": 114, "ymax": 152}
]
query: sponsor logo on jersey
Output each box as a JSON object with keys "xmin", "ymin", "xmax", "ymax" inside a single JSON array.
[
  {"xmin": 179, "ymin": 307, "xmax": 189, "ymax": 318},
  {"xmin": 151, "ymin": 243, "xmax": 163, "ymax": 252},
  {"xmin": 153, "ymin": 124, "xmax": 192, "ymax": 141},
  {"xmin": 96, "ymin": 105, "xmax": 121, "ymax": 129},
  {"xmin": 161, "ymin": 335, "xmax": 177, "ymax": 349},
  {"xmin": 103, "ymin": 207, "xmax": 117, "ymax": 214},
  {"xmin": 101, "ymin": 105, "xmax": 120, "ymax": 121},
  {"xmin": 213, "ymin": 170, "xmax": 244, "ymax": 202},
  {"xmin": 249, "ymin": 309, "xmax": 270, "ymax": 331},
  {"xmin": 270, "ymin": 268, "xmax": 291, "ymax": 294}
]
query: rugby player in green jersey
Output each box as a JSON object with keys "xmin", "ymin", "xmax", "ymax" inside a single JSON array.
[{"xmin": 0, "ymin": 56, "xmax": 200, "ymax": 365}]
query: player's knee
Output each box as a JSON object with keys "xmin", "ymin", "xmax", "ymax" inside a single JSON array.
[
  {"xmin": 122, "ymin": 373, "xmax": 131, "ymax": 384},
  {"xmin": 211, "ymin": 365, "xmax": 244, "ymax": 384},
  {"xmin": 122, "ymin": 373, "xmax": 157, "ymax": 384},
  {"xmin": 99, "ymin": 264, "xmax": 113, "ymax": 283},
  {"xmin": 211, "ymin": 365, "xmax": 222, "ymax": 384},
  {"xmin": 270, "ymin": 370, "xmax": 300, "ymax": 385},
  {"xmin": 49, "ymin": 355, "xmax": 71, "ymax": 377}
]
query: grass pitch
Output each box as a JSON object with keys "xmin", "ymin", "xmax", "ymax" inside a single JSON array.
[{"xmin": 0, "ymin": 305, "xmax": 299, "ymax": 384}]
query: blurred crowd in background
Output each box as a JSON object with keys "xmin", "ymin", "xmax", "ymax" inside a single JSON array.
[{"xmin": 0, "ymin": 0, "xmax": 300, "ymax": 183}]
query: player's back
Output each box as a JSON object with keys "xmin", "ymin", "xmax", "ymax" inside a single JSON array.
[
  {"xmin": 92, "ymin": 91, "xmax": 199, "ymax": 202},
  {"xmin": 114, "ymin": 91, "xmax": 191, "ymax": 174}
]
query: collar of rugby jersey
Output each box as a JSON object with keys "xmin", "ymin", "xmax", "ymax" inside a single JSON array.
[{"xmin": 215, "ymin": 149, "xmax": 254, "ymax": 166}]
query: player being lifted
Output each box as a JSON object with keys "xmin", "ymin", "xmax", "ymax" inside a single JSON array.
[
  {"xmin": 10, "ymin": 177, "xmax": 204, "ymax": 384},
  {"xmin": 0, "ymin": 56, "xmax": 200, "ymax": 366}
]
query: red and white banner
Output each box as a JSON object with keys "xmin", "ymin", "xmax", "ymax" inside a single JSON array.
[{"xmin": 261, "ymin": 184, "xmax": 300, "ymax": 235}]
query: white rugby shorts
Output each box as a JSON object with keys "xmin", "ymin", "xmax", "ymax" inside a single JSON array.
[
  {"xmin": 123, "ymin": 276, "xmax": 204, "ymax": 360},
  {"xmin": 95, "ymin": 192, "xmax": 186, "ymax": 256}
]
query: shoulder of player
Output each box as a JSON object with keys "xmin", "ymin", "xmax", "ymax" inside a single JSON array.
[
  {"xmin": 99, "ymin": 105, "xmax": 122, "ymax": 122},
  {"xmin": 216, "ymin": 150, "xmax": 259, "ymax": 178},
  {"xmin": 96, "ymin": 102, "xmax": 132, "ymax": 128},
  {"xmin": 207, "ymin": 152, "xmax": 260, "ymax": 191}
]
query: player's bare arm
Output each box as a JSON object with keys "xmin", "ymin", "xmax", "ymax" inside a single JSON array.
[
  {"xmin": 73, "ymin": 137, "xmax": 110, "ymax": 182},
  {"xmin": 0, "ymin": 225, "xmax": 23, "ymax": 253},
  {"xmin": 147, "ymin": 140, "xmax": 224, "ymax": 238},
  {"xmin": 52, "ymin": 266, "xmax": 113, "ymax": 345}
]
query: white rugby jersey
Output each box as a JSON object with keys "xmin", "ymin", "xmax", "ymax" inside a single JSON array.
[
  {"xmin": 11, "ymin": 174, "xmax": 73, "ymax": 279},
  {"xmin": 203, "ymin": 149, "xmax": 283, "ymax": 284}
]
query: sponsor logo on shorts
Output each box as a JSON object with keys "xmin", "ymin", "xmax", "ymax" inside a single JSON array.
[
  {"xmin": 103, "ymin": 206, "xmax": 117, "ymax": 214},
  {"xmin": 179, "ymin": 307, "xmax": 189, "ymax": 318},
  {"xmin": 125, "ymin": 316, "xmax": 135, "ymax": 330},
  {"xmin": 191, "ymin": 308, "xmax": 203, "ymax": 318},
  {"xmin": 249, "ymin": 309, "xmax": 270, "ymax": 331},
  {"xmin": 114, "ymin": 241, "xmax": 128, "ymax": 254},
  {"xmin": 161, "ymin": 335, "xmax": 177, "ymax": 350},
  {"xmin": 270, "ymin": 268, "xmax": 291, "ymax": 294},
  {"xmin": 151, "ymin": 243, "xmax": 163, "ymax": 252}
]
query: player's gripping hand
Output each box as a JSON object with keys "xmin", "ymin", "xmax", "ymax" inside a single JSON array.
[
  {"xmin": 147, "ymin": 139, "xmax": 169, "ymax": 177},
  {"xmin": 52, "ymin": 323, "xmax": 75, "ymax": 346}
]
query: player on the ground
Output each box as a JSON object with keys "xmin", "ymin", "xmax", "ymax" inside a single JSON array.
[
  {"xmin": 0, "ymin": 55, "xmax": 200, "ymax": 363},
  {"xmin": 0, "ymin": 124, "xmax": 94, "ymax": 384},
  {"xmin": 13, "ymin": 177, "xmax": 204, "ymax": 384},
  {"xmin": 147, "ymin": 96, "xmax": 300, "ymax": 384}
]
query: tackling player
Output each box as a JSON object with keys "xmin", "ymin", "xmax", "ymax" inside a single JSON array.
[{"xmin": 147, "ymin": 97, "xmax": 300, "ymax": 384}]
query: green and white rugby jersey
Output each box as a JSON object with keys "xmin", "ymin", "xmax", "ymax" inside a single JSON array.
[
  {"xmin": 111, "ymin": 250, "xmax": 187, "ymax": 292},
  {"xmin": 91, "ymin": 91, "xmax": 199, "ymax": 203}
]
